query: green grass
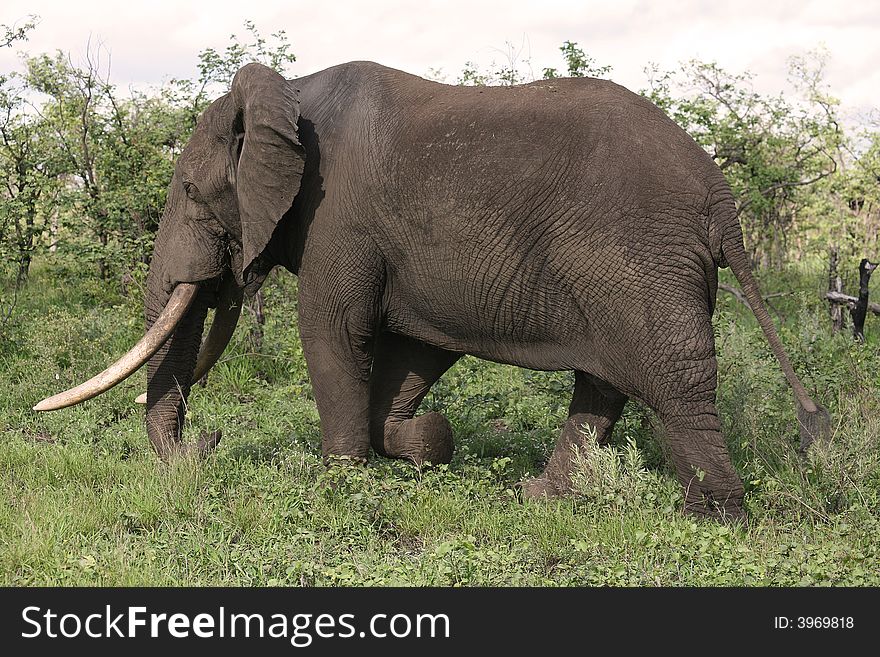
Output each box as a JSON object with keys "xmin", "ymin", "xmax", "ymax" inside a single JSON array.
[{"xmin": 1, "ymin": 255, "xmax": 878, "ymax": 585}]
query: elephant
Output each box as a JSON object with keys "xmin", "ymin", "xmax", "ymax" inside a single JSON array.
[{"xmin": 35, "ymin": 61, "xmax": 830, "ymax": 520}]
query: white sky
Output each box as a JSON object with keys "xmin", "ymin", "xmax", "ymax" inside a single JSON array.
[{"xmin": 2, "ymin": 0, "xmax": 879, "ymax": 118}]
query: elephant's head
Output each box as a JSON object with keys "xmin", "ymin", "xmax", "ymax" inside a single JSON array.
[{"xmin": 34, "ymin": 63, "xmax": 305, "ymax": 458}]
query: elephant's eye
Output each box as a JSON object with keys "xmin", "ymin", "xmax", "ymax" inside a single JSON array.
[{"xmin": 182, "ymin": 180, "xmax": 202, "ymax": 202}]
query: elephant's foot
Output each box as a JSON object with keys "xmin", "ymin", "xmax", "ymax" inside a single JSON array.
[
  {"xmin": 520, "ymin": 441, "xmax": 582, "ymax": 501},
  {"xmin": 153, "ymin": 430, "xmax": 222, "ymax": 462},
  {"xmin": 196, "ymin": 429, "xmax": 222, "ymax": 456},
  {"xmin": 520, "ymin": 476, "xmax": 562, "ymax": 500},
  {"xmin": 682, "ymin": 486, "xmax": 746, "ymax": 524},
  {"xmin": 380, "ymin": 412, "xmax": 454, "ymax": 465},
  {"xmin": 665, "ymin": 428, "xmax": 747, "ymax": 524},
  {"xmin": 523, "ymin": 402, "xmax": 623, "ymax": 503},
  {"xmin": 520, "ymin": 462, "xmax": 578, "ymax": 500},
  {"xmin": 686, "ymin": 505, "xmax": 747, "ymax": 526}
]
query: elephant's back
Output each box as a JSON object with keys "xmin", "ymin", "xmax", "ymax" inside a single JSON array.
[
  {"xmin": 360, "ymin": 67, "xmax": 716, "ymax": 208},
  {"xmin": 297, "ymin": 61, "xmax": 721, "ymax": 207}
]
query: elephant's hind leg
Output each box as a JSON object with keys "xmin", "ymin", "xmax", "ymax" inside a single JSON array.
[
  {"xmin": 638, "ymin": 313, "xmax": 745, "ymax": 520},
  {"xmin": 522, "ymin": 372, "xmax": 627, "ymax": 498},
  {"xmin": 369, "ymin": 332, "xmax": 462, "ymax": 465}
]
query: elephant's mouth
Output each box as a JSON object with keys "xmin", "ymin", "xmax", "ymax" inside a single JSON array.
[{"xmin": 33, "ymin": 277, "xmax": 242, "ymax": 411}]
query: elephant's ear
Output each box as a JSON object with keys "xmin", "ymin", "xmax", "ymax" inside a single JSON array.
[{"xmin": 231, "ymin": 63, "xmax": 305, "ymax": 279}]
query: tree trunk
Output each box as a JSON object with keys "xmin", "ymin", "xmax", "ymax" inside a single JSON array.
[
  {"xmin": 17, "ymin": 253, "xmax": 31, "ymax": 284},
  {"xmin": 851, "ymin": 259, "xmax": 878, "ymax": 342}
]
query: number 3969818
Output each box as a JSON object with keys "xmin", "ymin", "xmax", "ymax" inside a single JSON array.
[{"xmin": 774, "ymin": 617, "xmax": 854, "ymax": 629}]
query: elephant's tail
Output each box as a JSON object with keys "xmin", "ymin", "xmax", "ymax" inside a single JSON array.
[{"xmin": 711, "ymin": 194, "xmax": 831, "ymax": 452}]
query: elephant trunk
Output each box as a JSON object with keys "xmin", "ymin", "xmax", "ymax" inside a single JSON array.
[{"xmin": 144, "ymin": 268, "xmax": 211, "ymax": 459}]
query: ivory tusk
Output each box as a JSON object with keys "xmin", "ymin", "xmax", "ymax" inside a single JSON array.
[
  {"xmin": 34, "ymin": 283, "xmax": 200, "ymax": 411},
  {"xmin": 135, "ymin": 277, "xmax": 242, "ymax": 405}
]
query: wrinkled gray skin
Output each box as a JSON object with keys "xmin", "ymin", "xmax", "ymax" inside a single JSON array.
[{"xmin": 146, "ymin": 61, "xmax": 829, "ymax": 521}]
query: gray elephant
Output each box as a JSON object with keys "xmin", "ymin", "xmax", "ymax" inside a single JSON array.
[{"xmin": 36, "ymin": 61, "xmax": 829, "ymax": 520}]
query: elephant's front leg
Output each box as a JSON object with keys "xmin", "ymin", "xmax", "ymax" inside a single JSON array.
[
  {"xmin": 298, "ymin": 267, "xmax": 382, "ymax": 463},
  {"xmin": 300, "ymin": 332, "xmax": 374, "ymax": 461},
  {"xmin": 369, "ymin": 332, "xmax": 462, "ymax": 465}
]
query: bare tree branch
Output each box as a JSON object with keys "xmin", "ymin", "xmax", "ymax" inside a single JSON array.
[
  {"xmin": 825, "ymin": 291, "xmax": 880, "ymax": 316},
  {"xmin": 718, "ymin": 283, "xmax": 791, "ymax": 320}
]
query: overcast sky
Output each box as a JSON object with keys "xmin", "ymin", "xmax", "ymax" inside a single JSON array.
[{"xmin": 2, "ymin": 0, "xmax": 878, "ymax": 118}]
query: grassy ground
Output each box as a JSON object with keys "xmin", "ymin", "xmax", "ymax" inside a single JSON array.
[{"xmin": 1, "ymin": 256, "xmax": 878, "ymax": 586}]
